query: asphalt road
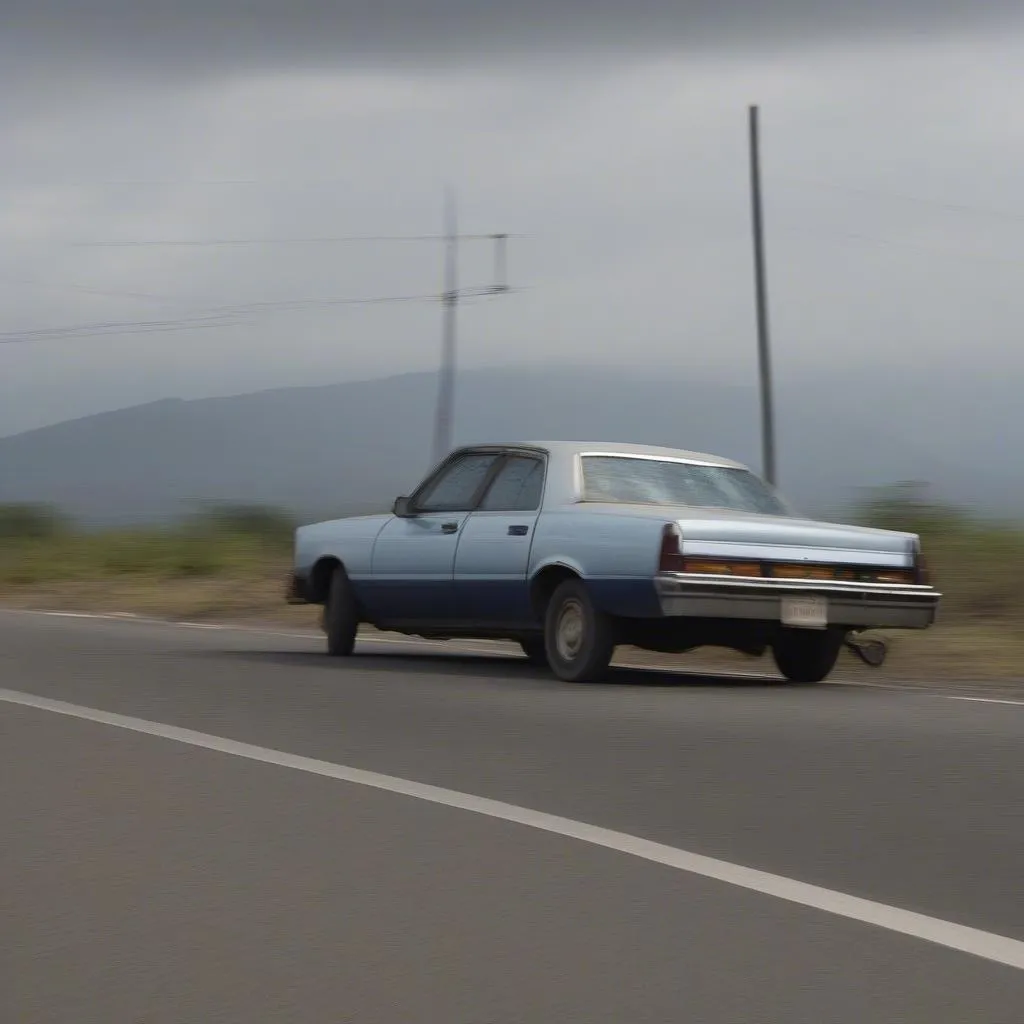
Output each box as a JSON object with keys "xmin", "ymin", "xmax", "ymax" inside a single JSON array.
[{"xmin": 2, "ymin": 610, "xmax": 1023, "ymax": 1022}]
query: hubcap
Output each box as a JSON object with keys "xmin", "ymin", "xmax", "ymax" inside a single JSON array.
[{"xmin": 555, "ymin": 598, "xmax": 586, "ymax": 661}]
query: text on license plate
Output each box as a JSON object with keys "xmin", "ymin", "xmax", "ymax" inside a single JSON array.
[{"xmin": 781, "ymin": 594, "xmax": 828, "ymax": 629}]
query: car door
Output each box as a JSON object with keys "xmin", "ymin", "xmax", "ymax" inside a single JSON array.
[
  {"xmin": 453, "ymin": 452, "xmax": 546, "ymax": 626},
  {"xmin": 367, "ymin": 450, "xmax": 501, "ymax": 624}
]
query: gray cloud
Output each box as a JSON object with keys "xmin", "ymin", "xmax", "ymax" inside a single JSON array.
[
  {"xmin": 5, "ymin": 1, "xmax": 1023, "ymax": 76},
  {"xmin": 2, "ymin": 9, "xmax": 1024, "ymax": 443}
]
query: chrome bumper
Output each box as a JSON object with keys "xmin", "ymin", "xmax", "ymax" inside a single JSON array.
[{"xmin": 654, "ymin": 573, "xmax": 941, "ymax": 630}]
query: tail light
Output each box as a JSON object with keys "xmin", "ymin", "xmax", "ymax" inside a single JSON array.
[
  {"xmin": 687, "ymin": 559, "xmax": 764, "ymax": 576},
  {"xmin": 659, "ymin": 525, "xmax": 762, "ymax": 576},
  {"xmin": 915, "ymin": 548, "xmax": 932, "ymax": 586},
  {"xmin": 658, "ymin": 523, "xmax": 686, "ymax": 572},
  {"xmin": 873, "ymin": 569, "xmax": 917, "ymax": 585}
]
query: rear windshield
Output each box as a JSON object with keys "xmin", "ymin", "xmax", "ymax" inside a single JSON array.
[{"xmin": 580, "ymin": 455, "xmax": 789, "ymax": 516}]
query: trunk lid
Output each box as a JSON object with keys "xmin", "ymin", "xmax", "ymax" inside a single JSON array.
[{"xmin": 578, "ymin": 502, "xmax": 916, "ymax": 567}]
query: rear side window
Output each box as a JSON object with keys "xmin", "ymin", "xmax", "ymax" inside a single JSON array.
[{"xmin": 479, "ymin": 456, "xmax": 544, "ymax": 512}]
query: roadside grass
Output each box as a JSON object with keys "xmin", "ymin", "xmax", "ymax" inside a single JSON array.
[
  {"xmin": 1, "ymin": 489, "xmax": 1022, "ymax": 683},
  {"xmin": 0, "ymin": 503, "xmax": 307, "ymax": 622}
]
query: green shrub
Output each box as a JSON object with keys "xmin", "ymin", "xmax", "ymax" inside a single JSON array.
[
  {"xmin": 185, "ymin": 503, "xmax": 297, "ymax": 549},
  {"xmin": 853, "ymin": 483, "xmax": 1024, "ymax": 623},
  {"xmin": 851, "ymin": 482, "xmax": 972, "ymax": 536},
  {"xmin": 0, "ymin": 502, "xmax": 296, "ymax": 587},
  {"xmin": 0, "ymin": 503, "xmax": 67, "ymax": 540}
]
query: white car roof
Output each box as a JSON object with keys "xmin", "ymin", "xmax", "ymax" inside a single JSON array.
[{"xmin": 465, "ymin": 440, "xmax": 748, "ymax": 471}]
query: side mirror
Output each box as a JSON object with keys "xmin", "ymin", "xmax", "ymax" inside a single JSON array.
[{"xmin": 392, "ymin": 496, "xmax": 415, "ymax": 518}]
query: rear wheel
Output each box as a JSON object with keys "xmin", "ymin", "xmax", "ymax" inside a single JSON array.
[
  {"xmin": 544, "ymin": 578, "xmax": 616, "ymax": 682},
  {"xmin": 771, "ymin": 628, "xmax": 844, "ymax": 683},
  {"xmin": 324, "ymin": 566, "xmax": 359, "ymax": 657}
]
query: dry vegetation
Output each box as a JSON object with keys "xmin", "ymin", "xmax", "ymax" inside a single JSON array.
[{"xmin": 1, "ymin": 486, "xmax": 1022, "ymax": 684}]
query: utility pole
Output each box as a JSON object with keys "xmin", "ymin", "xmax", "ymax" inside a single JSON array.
[
  {"xmin": 748, "ymin": 104, "xmax": 778, "ymax": 487},
  {"xmin": 430, "ymin": 191, "xmax": 513, "ymax": 467},
  {"xmin": 432, "ymin": 187, "xmax": 459, "ymax": 466}
]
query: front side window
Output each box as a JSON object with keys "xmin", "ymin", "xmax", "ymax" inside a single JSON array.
[
  {"xmin": 580, "ymin": 455, "xmax": 790, "ymax": 516},
  {"xmin": 479, "ymin": 456, "xmax": 544, "ymax": 512},
  {"xmin": 416, "ymin": 453, "xmax": 499, "ymax": 512}
]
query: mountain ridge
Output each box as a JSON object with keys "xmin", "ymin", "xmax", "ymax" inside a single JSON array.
[{"xmin": 0, "ymin": 365, "xmax": 1008, "ymax": 525}]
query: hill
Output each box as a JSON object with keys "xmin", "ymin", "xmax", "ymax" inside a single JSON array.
[{"xmin": 0, "ymin": 365, "xmax": 1004, "ymax": 524}]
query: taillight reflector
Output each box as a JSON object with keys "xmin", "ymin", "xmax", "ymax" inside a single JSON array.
[
  {"xmin": 772, "ymin": 563, "xmax": 915, "ymax": 584},
  {"xmin": 659, "ymin": 527, "xmax": 763, "ymax": 576},
  {"xmin": 684, "ymin": 559, "xmax": 763, "ymax": 577},
  {"xmin": 658, "ymin": 524, "xmax": 686, "ymax": 572},
  {"xmin": 773, "ymin": 564, "xmax": 843, "ymax": 581},
  {"xmin": 874, "ymin": 570, "xmax": 917, "ymax": 584}
]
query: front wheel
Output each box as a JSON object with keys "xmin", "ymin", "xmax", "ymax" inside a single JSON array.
[
  {"xmin": 771, "ymin": 628, "xmax": 844, "ymax": 683},
  {"xmin": 324, "ymin": 567, "xmax": 359, "ymax": 656},
  {"xmin": 544, "ymin": 578, "xmax": 616, "ymax": 682}
]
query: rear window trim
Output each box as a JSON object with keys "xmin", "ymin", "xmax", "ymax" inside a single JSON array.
[
  {"xmin": 577, "ymin": 451, "xmax": 735, "ymax": 469},
  {"xmin": 575, "ymin": 452, "xmax": 788, "ymax": 515}
]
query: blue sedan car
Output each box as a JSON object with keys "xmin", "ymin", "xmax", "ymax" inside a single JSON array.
[{"xmin": 287, "ymin": 441, "xmax": 940, "ymax": 683}]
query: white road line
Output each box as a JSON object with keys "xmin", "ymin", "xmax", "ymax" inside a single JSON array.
[
  {"xmin": 828, "ymin": 680, "xmax": 1024, "ymax": 706},
  {"xmin": 5, "ymin": 607, "xmax": 1024, "ymax": 705},
  {"xmin": 33, "ymin": 611, "xmax": 108, "ymax": 619},
  {"xmin": 2, "ymin": 686, "xmax": 1023, "ymax": 972},
  {"xmin": 938, "ymin": 694, "xmax": 1024, "ymax": 708}
]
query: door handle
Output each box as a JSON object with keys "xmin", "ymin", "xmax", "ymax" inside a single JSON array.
[
  {"xmin": 507, "ymin": 524, "xmax": 529, "ymax": 536},
  {"xmin": 441, "ymin": 521, "xmax": 459, "ymax": 534}
]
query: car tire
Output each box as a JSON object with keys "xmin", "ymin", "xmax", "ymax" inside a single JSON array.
[
  {"xmin": 771, "ymin": 627, "xmax": 843, "ymax": 683},
  {"xmin": 544, "ymin": 578, "xmax": 616, "ymax": 682},
  {"xmin": 519, "ymin": 636, "xmax": 548, "ymax": 666},
  {"xmin": 324, "ymin": 566, "xmax": 359, "ymax": 657}
]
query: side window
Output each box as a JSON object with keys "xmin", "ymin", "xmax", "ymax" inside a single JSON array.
[
  {"xmin": 416, "ymin": 453, "xmax": 499, "ymax": 512},
  {"xmin": 479, "ymin": 456, "xmax": 544, "ymax": 512}
]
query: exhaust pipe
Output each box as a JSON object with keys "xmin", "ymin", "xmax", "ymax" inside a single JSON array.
[{"xmin": 844, "ymin": 631, "xmax": 889, "ymax": 668}]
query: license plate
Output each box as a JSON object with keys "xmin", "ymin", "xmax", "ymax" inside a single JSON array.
[{"xmin": 781, "ymin": 594, "xmax": 828, "ymax": 629}]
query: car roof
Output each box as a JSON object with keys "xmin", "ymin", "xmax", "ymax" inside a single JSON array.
[{"xmin": 459, "ymin": 440, "xmax": 748, "ymax": 470}]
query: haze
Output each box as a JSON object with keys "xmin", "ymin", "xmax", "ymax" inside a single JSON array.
[{"xmin": 3, "ymin": 1, "xmax": 1023, "ymax": 467}]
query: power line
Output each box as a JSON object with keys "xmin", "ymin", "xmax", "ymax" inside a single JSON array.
[
  {"xmin": 0, "ymin": 293, "xmax": 439, "ymax": 345},
  {"xmin": 1, "ymin": 178, "xmax": 370, "ymax": 187},
  {"xmin": 0, "ymin": 274, "xmax": 203, "ymax": 305},
  {"xmin": 0, "ymin": 286, "xmax": 526, "ymax": 346},
  {"xmin": 0, "ymin": 312, "xmax": 245, "ymax": 345},
  {"xmin": 179, "ymin": 285, "xmax": 522, "ymax": 319},
  {"xmin": 205, "ymin": 292, "xmax": 440, "ymax": 315},
  {"xmin": 3, "ymin": 197, "xmax": 519, "ymax": 461},
  {"xmin": 775, "ymin": 173, "xmax": 1024, "ymax": 224},
  {"xmin": 776, "ymin": 221, "xmax": 1024, "ymax": 271},
  {"xmin": 58, "ymin": 233, "xmax": 525, "ymax": 248}
]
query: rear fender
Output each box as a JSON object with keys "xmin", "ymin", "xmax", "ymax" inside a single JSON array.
[{"xmin": 529, "ymin": 512, "xmax": 666, "ymax": 618}]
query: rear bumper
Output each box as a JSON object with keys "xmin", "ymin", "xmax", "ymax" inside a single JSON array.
[{"xmin": 654, "ymin": 573, "xmax": 940, "ymax": 630}]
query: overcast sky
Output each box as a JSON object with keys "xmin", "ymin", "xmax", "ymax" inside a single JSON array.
[{"xmin": 3, "ymin": 2, "xmax": 1024, "ymax": 435}]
